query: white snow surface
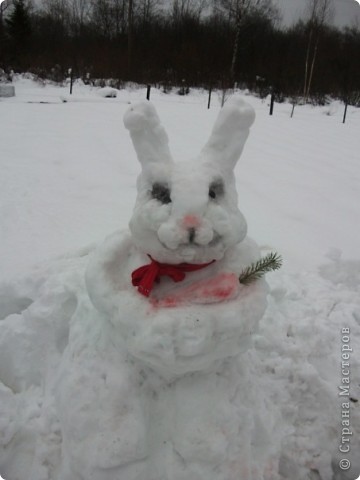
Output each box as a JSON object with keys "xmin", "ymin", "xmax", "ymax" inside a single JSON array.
[{"xmin": 0, "ymin": 77, "xmax": 360, "ymax": 480}]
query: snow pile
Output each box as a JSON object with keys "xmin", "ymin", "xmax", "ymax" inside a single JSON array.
[
  {"xmin": 97, "ymin": 87, "xmax": 118, "ymax": 98},
  {"xmin": 1, "ymin": 253, "xmax": 359, "ymax": 480},
  {"xmin": 258, "ymin": 259, "xmax": 360, "ymax": 480},
  {"xmin": 0, "ymin": 88, "xmax": 359, "ymax": 480},
  {"xmin": 0, "ymin": 255, "xmax": 86, "ymax": 480},
  {"xmin": 0, "ymin": 86, "xmax": 15, "ymax": 98}
]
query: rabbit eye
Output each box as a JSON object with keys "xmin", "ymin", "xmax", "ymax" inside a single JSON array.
[
  {"xmin": 209, "ymin": 180, "xmax": 224, "ymax": 200},
  {"xmin": 151, "ymin": 183, "xmax": 171, "ymax": 204},
  {"xmin": 209, "ymin": 189, "xmax": 216, "ymax": 199}
]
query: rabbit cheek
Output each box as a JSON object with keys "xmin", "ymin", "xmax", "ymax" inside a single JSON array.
[
  {"xmin": 207, "ymin": 207, "xmax": 231, "ymax": 240},
  {"xmin": 208, "ymin": 205, "xmax": 247, "ymax": 247},
  {"xmin": 231, "ymin": 211, "xmax": 248, "ymax": 244},
  {"xmin": 157, "ymin": 221, "xmax": 185, "ymax": 250},
  {"xmin": 219, "ymin": 213, "xmax": 247, "ymax": 247},
  {"xmin": 131, "ymin": 201, "xmax": 171, "ymax": 232}
]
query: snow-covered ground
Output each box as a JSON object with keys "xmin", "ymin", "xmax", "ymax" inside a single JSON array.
[{"xmin": 0, "ymin": 77, "xmax": 360, "ymax": 480}]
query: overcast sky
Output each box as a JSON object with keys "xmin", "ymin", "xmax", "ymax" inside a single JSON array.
[
  {"xmin": 27, "ymin": 0, "xmax": 360, "ymax": 29},
  {"xmin": 275, "ymin": 0, "xmax": 360, "ymax": 28}
]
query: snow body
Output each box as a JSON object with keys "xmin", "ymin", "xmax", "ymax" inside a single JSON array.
[
  {"xmin": 56, "ymin": 233, "xmax": 273, "ymax": 480},
  {"xmin": 54, "ymin": 98, "xmax": 282, "ymax": 479},
  {"xmin": 1, "ymin": 252, "xmax": 360, "ymax": 480}
]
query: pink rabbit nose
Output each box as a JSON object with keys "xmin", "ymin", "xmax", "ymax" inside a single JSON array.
[{"xmin": 182, "ymin": 215, "xmax": 201, "ymax": 229}]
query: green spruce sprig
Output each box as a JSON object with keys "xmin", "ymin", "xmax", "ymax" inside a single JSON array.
[{"xmin": 239, "ymin": 252, "xmax": 282, "ymax": 285}]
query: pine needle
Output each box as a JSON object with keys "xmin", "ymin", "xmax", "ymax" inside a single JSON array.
[{"xmin": 239, "ymin": 252, "xmax": 282, "ymax": 285}]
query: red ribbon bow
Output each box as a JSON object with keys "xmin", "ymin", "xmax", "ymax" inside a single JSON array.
[{"xmin": 132, "ymin": 255, "xmax": 215, "ymax": 297}]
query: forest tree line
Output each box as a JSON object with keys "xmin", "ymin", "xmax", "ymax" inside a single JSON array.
[{"xmin": 0, "ymin": 0, "xmax": 359, "ymax": 104}]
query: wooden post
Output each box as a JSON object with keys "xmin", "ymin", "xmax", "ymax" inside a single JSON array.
[
  {"xmin": 181, "ymin": 79, "xmax": 185, "ymax": 96},
  {"xmin": 343, "ymin": 102, "xmax": 348, "ymax": 124},
  {"xmin": 291, "ymin": 103, "xmax": 295, "ymax": 118},
  {"xmin": 69, "ymin": 68, "xmax": 73, "ymax": 95},
  {"xmin": 208, "ymin": 87, "xmax": 212, "ymax": 109},
  {"xmin": 221, "ymin": 89, "xmax": 226, "ymax": 107},
  {"xmin": 146, "ymin": 84, "xmax": 151, "ymax": 101},
  {"xmin": 269, "ymin": 92, "xmax": 275, "ymax": 116}
]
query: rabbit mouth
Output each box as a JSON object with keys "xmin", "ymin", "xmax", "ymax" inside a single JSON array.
[{"xmin": 159, "ymin": 232, "xmax": 222, "ymax": 250}]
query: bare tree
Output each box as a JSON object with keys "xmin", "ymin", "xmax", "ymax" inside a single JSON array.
[
  {"xmin": 135, "ymin": 0, "xmax": 162, "ymax": 25},
  {"xmin": 303, "ymin": 0, "xmax": 334, "ymax": 103},
  {"xmin": 91, "ymin": 0, "xmax": 127, "ymax": 37},
  {"xmin": 41, "ymin": 0, "xmax": 72, "ymax": 35},
  {"xmin": 0, "ymin": 0, "xmax": 13, "ymax": 18},
  {"xmin": 91, "ymin": 0, "xmax": 112, "ymax": 36},
  {"xmin": 69, "ymin": 0, "xmax": 92, "ymax": 34},
  {"xmin": 215, "ymin": 0, "xmax": 280, "ymax": 84},
  {"xmin": 42, "ymin": 0, "xmax": 70, "ymax": 26},
  {"xmin": 171, "ymin": 0, "xmax": 208, "ymax": 23},
  {"xmin": 128, "ymin": 0, "xmax": 133, "ymax": 73},
  {"xmin": 0, "ymin": 0, "xmax": 13, "ymax": 28},
  {"xmin": 113, "ymin": 0, "xmax": 128, "ymax": 35}
]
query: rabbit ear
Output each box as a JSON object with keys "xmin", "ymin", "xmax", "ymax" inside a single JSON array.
[
  {"xmin": 124, "ymin": 101, "xmax": 173, "ymax": 167},
  {"xmin": 199, "ymin": 98, "xmax": 255, "ymax": 171}
]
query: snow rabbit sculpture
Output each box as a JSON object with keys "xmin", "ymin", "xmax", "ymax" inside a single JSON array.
[{"xmin": 57, "ymin": 98, "xmax": 279, "ymax": 480}]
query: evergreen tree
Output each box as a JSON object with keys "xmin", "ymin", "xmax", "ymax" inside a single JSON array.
[
  {"xmin": 0, "ymin": 1, "xmax": 12, "ymax": 66},
  {"xmin": 6, "ymin": 0, "xmax": 32, "ymax": 67}
]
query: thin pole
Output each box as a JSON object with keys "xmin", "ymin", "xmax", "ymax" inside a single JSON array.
[
  {"xmin": 269, "ymin": 93, "xmax": 275, "ymax": 115},
  {"xmin": 69, "ymin": 68, "xmax": 73, "ymax": 95},
  {"xmin": 146, "ymin": 84, "xmax": 151, "ymax": 100},
  {"xmin": 208, "ymin": 87, "xmax": 212, "ymax": 109},
  {"xmin": 343, "ymin": 102, "xmax": 348, "ymax": 124}
]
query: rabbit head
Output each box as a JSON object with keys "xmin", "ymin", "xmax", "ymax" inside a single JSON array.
[{"xmin": 124, "ymin": 98, "xmax": 255, "ymax": 264}]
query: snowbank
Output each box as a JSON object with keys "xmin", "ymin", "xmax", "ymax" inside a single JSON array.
[
  {"xmin": 1, "ymin": 250, "xmax": 359, "ymax": 479},
  {"xmin": 97, "ymin": 87, "xmax": 118, "ymax": 98}
]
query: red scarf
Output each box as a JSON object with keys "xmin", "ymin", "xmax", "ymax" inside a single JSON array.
[{"xmin": 132, "ymin": 255, "xmax": 215, "ymax": 297}]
